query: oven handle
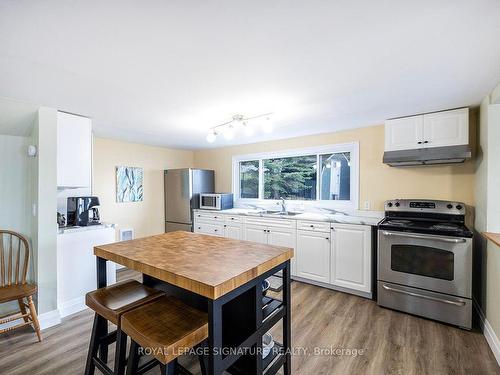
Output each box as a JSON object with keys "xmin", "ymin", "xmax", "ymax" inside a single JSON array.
[
  {"xmin": 380, "ymin": 230, "xmax": 467, "ymax": 243},
  {"xmin": 381, "ymin": 284, "xmax": 466, "ymax": 306}
]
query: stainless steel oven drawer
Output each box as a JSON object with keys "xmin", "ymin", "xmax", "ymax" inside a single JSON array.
[{"xmin": 377, "ymin": 281, "xmax": 472, "ymax": 329}]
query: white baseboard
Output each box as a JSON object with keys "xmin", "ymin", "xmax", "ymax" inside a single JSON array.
[
  {"xmin": 474, "ymin": 299, "xmax": 500, "ymax": 366},
  {"xmin": 38, "ymin": 309, "xmax": 61, "ymax": 330},
  {"xmin": 58, "ymin": 297, "xmax": 88, "ymax": 318},
  {"xmin": 292, "ymin": 276, "xmax": 372, "ymax": 299}
]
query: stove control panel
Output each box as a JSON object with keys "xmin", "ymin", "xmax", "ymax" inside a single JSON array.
[{"xmin": 384, "ymin": 199, "xmax": 465, "ymax": 215}]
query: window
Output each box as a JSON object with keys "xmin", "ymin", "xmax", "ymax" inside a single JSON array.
[
  {"xmin": 239, "ymin": 160, "xmax": 259, "ymax": 198},
  {"xmin": 263, "ymin": 155, "xmax": 317, "ymax": 200},
  {"xmin": 232, "ymin": 143, "xmax": 359, "ymax": 208}
]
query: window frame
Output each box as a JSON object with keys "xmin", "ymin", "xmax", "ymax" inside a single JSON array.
[{"xmin": 232, "ymin": 142, "xmax": 359, "ymax": 210}]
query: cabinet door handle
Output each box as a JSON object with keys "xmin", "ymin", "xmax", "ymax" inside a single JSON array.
[
  {"xmin": 224, "ymin": 225, "xmax": 227, "ymax": 228},
  {"xmin": 263, "ymin": 229, "xmax": 267, "ymax": 232},
  {"xmin": 424, "ymin": 140, "xmax": 429, "ymax": 144},
  {"xmin": 326, "ymin": 237, "xmax": 329, "ymax": 240},
  {"xmin": 214, "ymin": 229, "xmax": 218, "ymax": 232},
  {"xmin": 197, "ymin": 227, "xmax": 201, "ymax": 229},
  {"xmin": 310, "ymin": 225, "xmax": 314, "ymax": 228},
  {"xmin": 417, "ymin": 141, "xmax": 422, "ymax": 144}
]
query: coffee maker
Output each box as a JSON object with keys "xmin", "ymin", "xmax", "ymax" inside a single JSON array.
[{"xmin": 67, "ymin": 196, "xmax": 101, "ymax": 226}]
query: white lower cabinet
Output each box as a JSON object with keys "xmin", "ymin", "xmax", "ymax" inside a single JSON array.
[
  {"xmin": 244, "ymin": 224, "xmax": 268, "ymax": 244},
  {"xmin": 195, "ymin": 222, "xmax": 224, "ymax": 237},
  {"xmin": 224, "ymin": 223, "xmax": 243, "ymax": 240},
  {"xmin": 267, "ymin": 227, "xmax": 297, "ymax": 276},
  {"xmin": 330, "ymin": 223, "xmax": 371, "ymax": 293},
  {"xmin": 296, "ymin": 230, "xmax": 331, "ymax": 283},
  {"xmin": 193, "ymin": 211, "xmax": 372, "ymax": 297}
]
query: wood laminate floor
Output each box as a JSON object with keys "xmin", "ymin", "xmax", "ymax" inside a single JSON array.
[{"xmin": 0, "ymin": 269, "xmax": 498, "ymax": 375}]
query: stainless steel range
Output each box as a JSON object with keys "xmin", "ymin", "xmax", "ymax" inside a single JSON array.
[{"xmin": 377, "ymin": 199, "xmax": 473, "ymax": 329}]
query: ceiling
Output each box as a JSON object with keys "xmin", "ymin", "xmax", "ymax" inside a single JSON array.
[{"xmin": 0, "ymin": 1, "xmax": 499, "ymax": 149}]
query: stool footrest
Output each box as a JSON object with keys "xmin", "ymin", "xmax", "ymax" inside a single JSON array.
[
  {"xmin": 98, "ymin": 329, "xmax": 117, "ymax": 346},
  {"xmin": 93, "ymin": 357, "xmax": 114, "ymax": 375},
  {"xmin": 137, "ymin": 358, "xmax": 159, "ymax": 375}
]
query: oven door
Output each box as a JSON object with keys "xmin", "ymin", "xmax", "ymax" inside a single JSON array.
[
  {"xmin": 378, "ymin": 230, "xmax": 472, "ymax": 298},
  {"xmin": 200, "ymin": 194, "xmax": 221, "ymax": 210}
]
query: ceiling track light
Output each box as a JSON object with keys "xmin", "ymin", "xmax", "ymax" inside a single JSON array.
[{"xmin": 205, "ymin": 112, "xmax": 273, "ymax": 143}]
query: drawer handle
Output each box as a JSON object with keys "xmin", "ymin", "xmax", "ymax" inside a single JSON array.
[
  {"xmin": 325, "ymin": 237, "xmax": 329, "ymax": 240},
  {"xmin": 381, "ymin": 284, "xmax": 466, "ymax": 306},
  {"xmin": 197, "ymin": 227, "xmax": 201, "ymax": 229},
  {"xmin": 214, "ymin": 229, "xmax": 218, "ymax": 232},
  {"xmin": 231, "ymin": 217, "xmax": 235, "ymax": 220},
  {"xmin": 224, "ymin": 225, "xmax": 227, "ymax": 228},
  {"xmin": 310, "ymin": 225, "xmax": 314, "ymax": 228}
]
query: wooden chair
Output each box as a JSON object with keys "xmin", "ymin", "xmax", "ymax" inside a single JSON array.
[{"xmin": 0, "ymin": 230, "xmax": 41, "ymax": 342}]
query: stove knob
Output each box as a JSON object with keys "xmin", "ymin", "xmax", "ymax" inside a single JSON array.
[
  {"xmin": 387, "ymin": 202, "xmax": 393, "ymax": 207},
  {"xmin": 456, "ymin": 205, "xmax": 463, "ymax": 210},
  {"xmin": 447, "ymin": 204, "xmax": 453, "ymax": 209},
  {"xmin": 395, "ymin": 202, "xmax": 400, "ymax": 207}
]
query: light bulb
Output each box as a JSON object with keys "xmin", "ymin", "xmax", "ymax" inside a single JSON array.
[
  {"xmin": 206, "ymin": 132, "xmax": 216, "ymax": 143},
  {"xmin": 224, "ymin": 126, "xmax": 234, "ymax": 140},
  {"xmin": 326, "ymin": 163, "xmax": 331, "ymax": 169},
  {"xmin": 262, "ymin": 117, "xmax": 273, "ymax": 133},
  {"xmin": 335, "ymin": 161, "xmax": 342, "ymax": 168}
]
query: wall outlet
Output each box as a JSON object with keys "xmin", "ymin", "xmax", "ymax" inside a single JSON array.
[{"xmin": 363, "ymin": 201, "xmax": 371, "ymax": 210}]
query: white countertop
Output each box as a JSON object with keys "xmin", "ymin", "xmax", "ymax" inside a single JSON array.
[
  {"xmin": 58, "ymin": 223, "xmax": 116, "ymax": 234},
  {"xmin": 195, "ymin": 208, "xmax": 383, "ymax": 226}
]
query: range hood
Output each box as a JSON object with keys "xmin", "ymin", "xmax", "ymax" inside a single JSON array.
[{"xmin": 383, "ymin": 145, "xmax": 471, "ymax": 167}]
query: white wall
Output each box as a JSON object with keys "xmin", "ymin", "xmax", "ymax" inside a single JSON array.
[
  {"xmin": 0, "ymin": 134, "xmax": 33, "ymax": 315},
  {"xmin": 474, "ymin": 85, "xmax": 500, "ymax": 364},
  {"xmin": 32, "ymin": 107, "xmax": 58, "ymax": 315},
  {"xmin": 0, "ymin": 135, "xmax": 32, "ymax": 236}
]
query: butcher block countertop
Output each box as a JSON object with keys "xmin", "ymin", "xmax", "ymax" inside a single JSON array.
[
  {"xmin": 94, "ymin": 231, "xmax": 294, "ymax": 299},
  {"xmin": 482, "ymin": 232, "xmax": 500, "ymax": 248}
]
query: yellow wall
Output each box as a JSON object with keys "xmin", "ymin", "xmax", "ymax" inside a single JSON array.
[
  {"xmin": 193, "ymin": 122, "xmax": 476, "ymax": 211},
  {"xmin": 93, "ymin": 137, "xmax": 194, "ymax": 238}
]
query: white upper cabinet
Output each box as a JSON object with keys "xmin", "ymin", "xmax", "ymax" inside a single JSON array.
[
  {"xmin": 422, "ymin": 108, "xmax": 469, "ymax": 148},
  {"xmin": 385, "ymin": 115, "xmax": 423, "ymax": 151},
  {"xmin": 330, "ymin": 224, "xmax": 371, "ymax": 293},
  {"xmin": 385, "ymin": 108, "xmax": 469, "ymax": 151},
  {"xmin": 57, "ymin": 112, "xmax": 92, "ymax": 188}
]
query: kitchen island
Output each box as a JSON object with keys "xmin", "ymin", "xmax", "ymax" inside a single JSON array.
[{"xmin": 94, "ymin": 231, "xmax": 294, "ymax": 375}]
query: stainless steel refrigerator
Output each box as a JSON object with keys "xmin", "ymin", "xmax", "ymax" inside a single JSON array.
[{"xmin": 164, "ymin": 168, "xmax": 214, "ymax": 232}]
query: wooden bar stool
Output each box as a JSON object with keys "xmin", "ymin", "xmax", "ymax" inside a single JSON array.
[
  {"xmin": 120, "ymin": 296, "xmax": 209, "ymax": 375},
  {"xmin": 84, "ymin": 280, "xmax": 164, "ymax": 375}
]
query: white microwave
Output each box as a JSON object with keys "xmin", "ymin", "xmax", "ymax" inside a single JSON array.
[{"xmin": 199, "ymin": 193, "xmax": 234, "ymax": 210}]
